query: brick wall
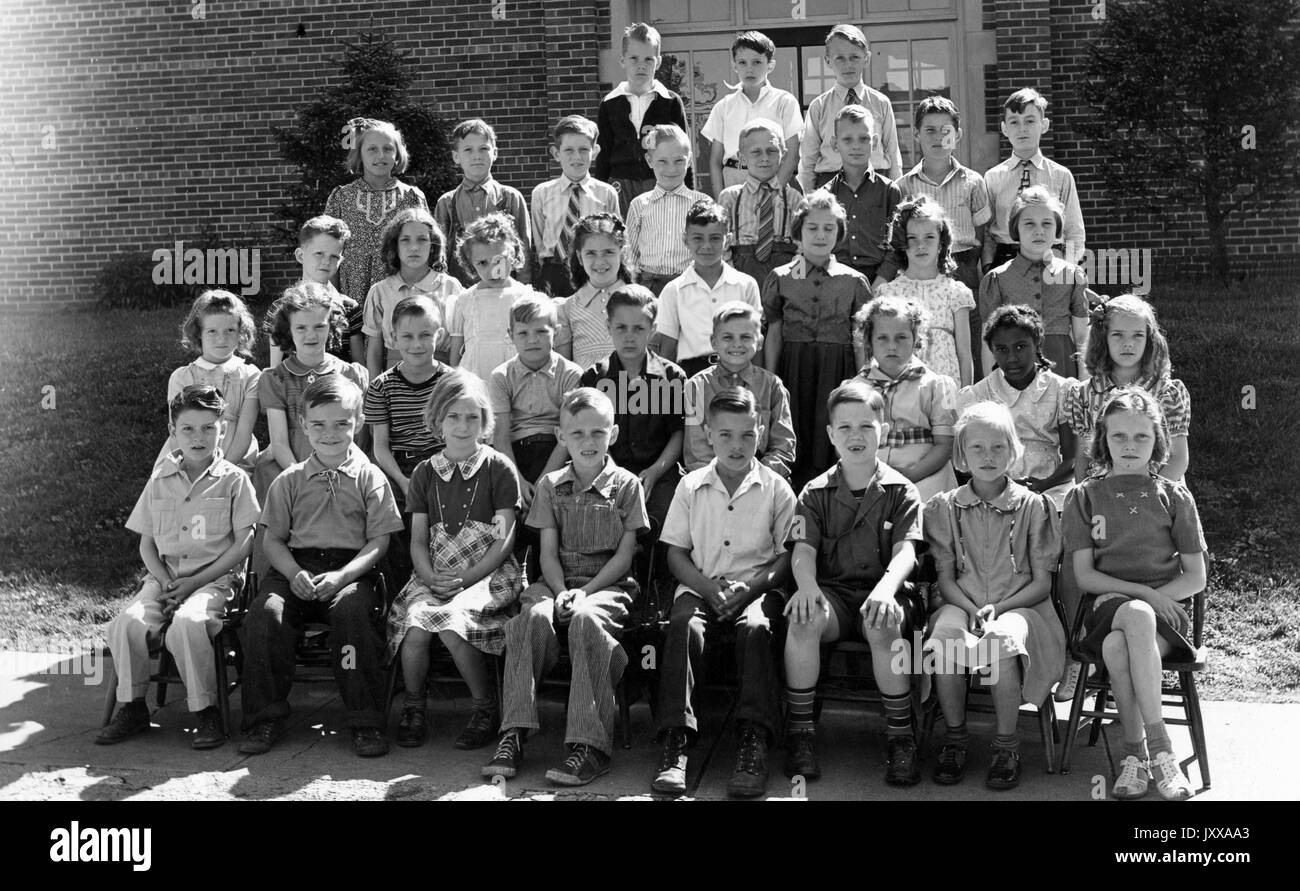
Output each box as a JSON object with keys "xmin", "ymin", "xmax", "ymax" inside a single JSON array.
[{"xmin": 0, "ymin": 0, "xmax": 607, "ymax": 311}]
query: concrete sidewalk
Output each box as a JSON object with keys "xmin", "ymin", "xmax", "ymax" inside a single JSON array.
[{"xmin": 1, "ymin": 650, "xmax": 1295, "ymax": 801}]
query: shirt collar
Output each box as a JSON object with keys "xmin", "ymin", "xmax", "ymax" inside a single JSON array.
[
  {"xmin": 829, "ymin": 167, "xmax": 879, "ymax": 195},
  {"xmin": 397, "ymin": 269, "xmax": 442, "ymax": 292},
  {"xmin": 608, "ymin": 349, "xmax": 669, "ymax": 379},
  {"xmin": 430, "ymin": 445, "xmax": 489, "ymax": 482},
  {"xmin": 863, "ymin": 357, "xmax": 927, "ymax": 383},
  {"xmin": 743, "ymin": 175, "xmax": 778, "ymax": 194},
  {"xmin": 304, "ymin": 446, "xmax": 366, "ymax": 480},
  {"xmin": 823, "ymin": 460, "xmax": 910, "ymax": 515},
  {"xmin": 989, "ymin": 367, "xmax": 1051, "ymax": 405},
  {"xmin": 156, "ymin": 450, "xmax": 231, "ymax": 479},
  {"xmin": 836, "ymin": 81, "xmax": 868, "ymax": 100},
  {"xmin": 952, "ymin": 480, "xmax": 1030, "ymax": 512},
  {"xmin": 1010, "ymin": 151, "xmax": 1045, "ymax": 169},
  {"xmin": 904, "ymin": 157, "xmax": 961, "ymax": 187},
  {"xmin": 679, "ymin": 262, "xmax": 742, "ymax": 291},
  {"xmin": 606, "ymin": 79, "xmax": 673, "ymax": 101},
  {"xmin": 572, "ymin": 283, "xmax": 610, "ymax": 309},
  {"xmin": 553, "ymin": 455, "xmax": 619, "ymax": 497},
  {"xmin": 1009, "ymin": 252, "xmax": 1062, "ymax": 274},
  {"xmin": 688, "ymin": 459, "xmax": 766, "ymax": 497},
  {"xmin": 732, "ymin": 82, "xmax": 774, "ymax": 104},
  {"xmin": 193, "ymin": 355, "xmax": 243, "ymax": 372},
  {"xmin": 518, "ymin": 351, "xmax": 561, "ymax": 379},
  {"xmin": 711, "ymin": 362, "xmax": 757, "ymax": 389},
  {"xmin": 460, "ymin": 175, "xmax": 496, "ymax": 194},
  {"xmin": 559, "ymin": 174, "xmax": 593, "ymax": 192},
  {"xmin": 796, "ymin": 254, "xmax": 842, "ymax": 278},
  {"xmin": 651, "ymin": 183, "xmax": 695, "ymax": 200}
]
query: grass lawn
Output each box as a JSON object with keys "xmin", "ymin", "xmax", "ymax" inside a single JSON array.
[{"xmin": 2, "ymin": 281, "xmax": 1298, "ymax": 701}]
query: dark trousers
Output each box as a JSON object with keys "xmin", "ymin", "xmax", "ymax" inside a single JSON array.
[
  {"xmin": 241, "ymin": 548, "xmax": 386, "ymax": 729},
  {"xmin": 991, "ymin": 242, "xmax": 1019, "ymax": 267},
  {"xmin": 730, "ymin": 244, "xmax": 796, "ymax": 288},
  {"xmin": 676, "ymin": 354, "xmax": 717, "ymax": 378},
  {"xmin": 536, "ymin": 257, "xmax": 575, "ymax": 299},
  {"xmin": 952, "ymin": 247, "xmax": 985, "ymax": 379},
  {"xmin": 611, "ymin": 176, "xmax": 656, "ymax": 217},
  {"xmin": 658, "ymin": 589, "xmax": 788, "ymax": 743},
  {"xmin": 637, "ymin": 270, "xmax": 677, "ymax": 298},
  {"xmin": 513, "ymin": 434, "xmax": 559, "ymax": 579}
]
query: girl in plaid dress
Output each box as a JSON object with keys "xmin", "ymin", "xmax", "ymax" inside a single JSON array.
[{"xmin": 386, "ymin": 370, "xmax": 525, "ymax": 749}]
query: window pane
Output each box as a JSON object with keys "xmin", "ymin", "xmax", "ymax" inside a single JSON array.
[
  {"xmin": 657, "ymin": 52, "xmax": 690, "ymax": 98},
  {"xmin": 652, "ymin": 0, "xmax": 690, "ymax": 23},
  {"xmin": 746, "ymin": 0, "xmax": 850, "ymax": 20},
  {"xmin": 913, "ymin": 38, "xmax": 949, "ymax": 97},
  {"xmin": 910, "ymin": 0, "xmax": 953, "ymax": 10},
  {"xmin": 870, "ymin": 40, "xmax": 910, "ymax": 101},
  {"xmin": 867, "ymin": 0, "xmax": 910, "ymax": 11},
  {"xmin": 771, "ymin": 46, "xmax": 799, "ymax": 99},
  {"xmin": 802, "ymin": 49, "xmax": 838, "ymax": 104}
]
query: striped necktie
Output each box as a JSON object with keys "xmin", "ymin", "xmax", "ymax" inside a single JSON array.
[
  {"xmin": 1017, "ymin": 158, "xmax": 1032, "ymax": 192},
  {"xmin": 845, "ymin": 87, "xmax": 859, "ymax": 107},
  {"xmin": 755, "ymin": 182, "xmax": 775, "ymax": 262},
  {"xmin": 557, "ymin": 181, "xmax": 583, "ymax": 260}
]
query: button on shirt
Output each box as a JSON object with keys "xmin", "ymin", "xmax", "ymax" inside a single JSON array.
[
  {"xmin": 798, "ymin": 81, "xmax": 904, "ymax": 189},
  {"xmin": 701, "ymin": 82, "xmax": 805, "ymax": 161},
  {"xmin": 530, "ymin": 175, "xmax": 621, "ymax": 260},
  {"xmin": 526, "ymin": 457, "xmax": 649, "ymax": 581},
  {"xmin": 656, "ymin": 263, "xmax": 762, "ymax": 361},
  {"xmin": 625, "ymin": 184, "xmax": 711, "ymax": 275},
  {"xmin": 978, "ymin": 254, "xmax": 1088, "ymax": 337},
  {"xmin": 823, "ymin": 169, "xmax": 903, "ymax": 278},
  {"xmin": 897, "ymin": 158, "xmax": 992, "ymax": 253},
  {"xmin": 556, "ymin": 284, "xmax": 615, "ymax": 371},
  {"xmin": 126, "ymin": 452, "xmax": 261, "ymax": 579},
  {"xmin": 660, "ymin": 460, "xmax": 797, "ymax": 598},
  {"xmin": 489, "ymin": 351, "xmax": 584, "ymax": 441},
  {"xmin": 985, "ymin": 151, "xmax": 1085, "ymax": 261},
  {"xmin": 260, "ymin": 446, "xmax": 404, "ymax": 551}
]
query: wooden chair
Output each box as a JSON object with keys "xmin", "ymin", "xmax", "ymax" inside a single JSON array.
[
  {"xmin": 1058, "ymin": 587, "xmax": 1210, "ymax": 790},
  {"xmin": 102, "ymin": 559, "xmax": 256, "ymax": 737}
]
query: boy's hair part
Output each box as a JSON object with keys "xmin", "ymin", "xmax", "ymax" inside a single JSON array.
[
  {"xmin": 642, "ymin": 123, "xmax": 691, "ymax": 154},
  {"xmin": 561, "ymin": 387, "xmax": 616, "ymax": 425},
  {"xmin": 685, "ymin": 198, "xmax": 728, "ymax": 230},
  {"xmin": 299, "ymin": 215, "xmax": 351, "ymax": 246},
  {"xmin": 169, "ymin": 384, "xmax": 227, "ymax": 424},
  {"xmin": 732, "ymin": 29, "xmax": 775, "ymax": 60},
  {"xmin": 424, "ymin": 368, "xmax": 495, "ymax": 439},
  {"xmin": 1091, "ymin": 386, "xmax": 1171, "ymax": 474},
  {"xmin": 1009, "ymin": 185, "xmax": 1065, "ymax": 241},
  {"xmin": 381, "ymin": 207, "xmax": 447, "ymax": 274},
  {"xmin": 345, "ymin": 118, "xmax": 410, "ymax": 176},
  {"xmin": 450, "ymin": 118, "xmax": 498, "ymax": 148},
  {"xmin": 983, "ymin": 304, "xmax": 1051, "ymax": 369},
  {"xmin": 738, "ymin": 118, "xmax": 784, "ymax": 149},
  {"xmin": 712, "ymin": 300, "xmax": 761, "ymax": 332},
  {"xmin": 264, "ymin": 282, "xmax": 343, "ymax": 353},
  {"xmin": 606, "ymin": 283, "xmax": 658, "ymax": 321},
  {"xmin": 553, "ymin": 114, "xmax": 599, "ymax": 146},
  {"xmin": 391, "ymin": 294, "xmax": 444, "ymax": 331},
  {"xmin": 833, "ymin": 103, "xmax": 875, "ymax": 137},
  {"xmin": 825, "ymin": 23, "xmax": 869, "ymax": 51},
  {"xmin": 302, "ymin": 375, "xmax": 364, "ymax": 416},
  {"xmin": 914, "ymin": 95, "xmax": 961, "ymax": 132},
  {"xmin": 180, "ymin": 289, "xmax": 257, "ymax": 356},
  {"xmin": 791, "ymin": 190, "xmax": 848, "ymax": 243},
  {"xmin": 456, "ymin": 211, "xmax": 526, "ymax": 272},
  {"xmin": 952, "ymin": 401, "xmax": 1024, "ymax": 472},
  {"xmin": 622, "ymin": 22, "xmax": 662, "ymax": 54},
  {"xmin": 887, "ymin": 194, "xmax": 957, "ymax": 275},
  {"xmin": 826, "ymin": 379, "xmax": 885, "ymax": 425},
  {"xmin": 1083, "ymin": 293, "xmax": 1172, "ymax": 383},
  {"xmin": 705, "ymin": 386, "xmax": 759, "ymax": 423},
  {"xmin": 509, "ymin": 291, "xmax": 559, "ymax": 328},
  {"xmin": 1004, "ymin": 87, "xmax": 1049, "ymax": 117},
  {"xmin": 569, "ymin": 212, "xmax": 629, "ymax": 287},
  {"xmin": 854, "ymin": 295, "xmax": 927, "ymax": 353}
]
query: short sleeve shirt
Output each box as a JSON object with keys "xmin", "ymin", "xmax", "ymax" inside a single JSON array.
[
  {"xmin": 1064, "ymin": 374, "xmax": 1191, "ymax": 474},
  {"xmin": 363, "ymin": 362, "xmax": 450, "ymax": 454},
  {"xmin": 1062, "ymin": 473, "xmax": 1205, "ymax": 589},
  {"xmin": 978, "ymin": 255, "xmax": 1088, "ymax": 336},
  {"xmin": 407, "ymin": 446, "xmax": 520, "ymax": 536},
  {"xmin": 260, "ymin": 355, "xmax": 369, "ymax": 462},
  {"xmin": 126, "ymin": 454, "xmax": 261, "ymax": 579},
  {"xmin": 789, "ymin": 461, "xmax": 924, "ymax": 596},
  {"xmin": 761, "ymin": 256, "xmax": 871, "ymax": 344},
  {"xmin": 259, "ymin": 446, "xmax": 403, "ymax": 550},
  {"xmin": 660, "ymin": 460, "xmax": 797, "ymax": 596},
  {"xmin": 527, "ymin": 458, "xmax": 648, "ymax": 580},
  {"xmin": 656, "ymin": 263, "xmax": 762, "ymax": 361},
  {"xmin": 489, "ymin": 352, "xmax": 584, "ymax": 441}
]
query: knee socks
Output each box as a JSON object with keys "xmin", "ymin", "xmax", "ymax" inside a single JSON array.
[{"xmin": 785, "ymin": 686, "xmax": 816, "ymax": 732}]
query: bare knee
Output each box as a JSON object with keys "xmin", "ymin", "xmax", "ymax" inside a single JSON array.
[{"xmin": 1101, "ymin": 631, "xmax": 1129, "ymax": 673}]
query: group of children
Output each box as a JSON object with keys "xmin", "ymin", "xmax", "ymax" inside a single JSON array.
[{"xmin": 98, "ymin": 20, "xmax": 1204, "ymax": 802}]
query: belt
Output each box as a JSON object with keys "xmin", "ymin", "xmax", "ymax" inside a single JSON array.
[
  {"xmin": 513, "ymin": 433, "xmax": 556, "ymax": 446},
  {"xmin": 723, "ymin": 158, "xmax": 747, "ymax": 170},
  {"xmin": 542, "ymin": 255, "xmax": 569, "ymax": 265}
]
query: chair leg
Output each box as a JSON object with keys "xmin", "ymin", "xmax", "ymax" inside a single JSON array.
[
  {"xmin": 1087, "ymin": 692, "xmax": 1104, "ymax": 747},
  {"xmin": 102, "ymin": 667, "xmax": 118, "ymax": 727},
  {"xmin": 1182, "ymin": 671, "xmax": 1211, "ymax": 790},
  {"xmin": 214, "ymin": 636, "xmax": 231, "ymax": 737},
  {"xmin": 1059, "ymin": 662, "xmax": 1093, "ymax": 775},
  {"xmin": 1038, "ymin": 696, "xmax": 1057, "ymax": 774},
  {"xmin": 155, "ymin": 650, "xmax": 173, "ymax": 709},
  {"xmin": 383, "ymin": 641, "xmax": 403, "ymax": 732},
  {"xmin": 618, "ymin": 674, "xmax": 631, "ymax": 750}
]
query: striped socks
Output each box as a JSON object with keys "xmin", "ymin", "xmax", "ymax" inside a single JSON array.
[
  {"xmin": 785, "ymin": 686, "xmax": 816, "ymax": 732},
  {"xmin": 881, "ymin": 692, "xmax": 914, "ymax": 739}
]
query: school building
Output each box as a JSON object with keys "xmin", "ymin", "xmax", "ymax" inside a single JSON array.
[{"xmin": 1, "ymin": 0, "xmax": 1293, "ymax": 310}]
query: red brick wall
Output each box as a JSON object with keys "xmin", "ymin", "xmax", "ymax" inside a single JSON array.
[{"xmin": 0, "ymin": 0, "xmax": 607, "ymax": 311}]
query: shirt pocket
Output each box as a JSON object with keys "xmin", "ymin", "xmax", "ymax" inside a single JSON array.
[
  {"xmin": 557, "ymin": 493, "xmax": 624, "ymax": 554},
  {"xmin": 199, "ymin": 497, "xmax": 233, "ymax": 540},
  {"xmin": 148, "ymin": 494, "xmax": 178, "ymax": 545}
]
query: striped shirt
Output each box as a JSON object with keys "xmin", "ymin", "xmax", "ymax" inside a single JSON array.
[
  {"xmin": 556, "ymin": 283, "xmax": 616, "ymax": 371},
  {"xmin": 626, "ymin": 183, "xmax": 710, "ymax": 276},
  {"xmin": 363, "ymin": 362, "xmax": 450, "ymax": 454},
  {"xmin": 656, "ymin": 262, "xmax": 762, "ymax": 361},
  {"xmin": 985, "ymin": 151, "xmax": 1085, "ymax": 261},
  {"xmin": 363, "ymin": 270, "xmax": 462, "ymax": 349},
  {"xmin": 700, "ymin": 82, "xmax": 804, "ymax": 161},
  {"xmin": 798, "ymin": 81, "xmax": 903, "ymax": 190},
  {"xmin": 718, "ymin": 176, "xmax": 802, "ymax": 245},
  {"xmin": 530, "ymin": 175, "xmax": 621, "ymax": 260},
  {"xmin": 897, "ymin": 159, "xmax": 992, "ymax": 253}
]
